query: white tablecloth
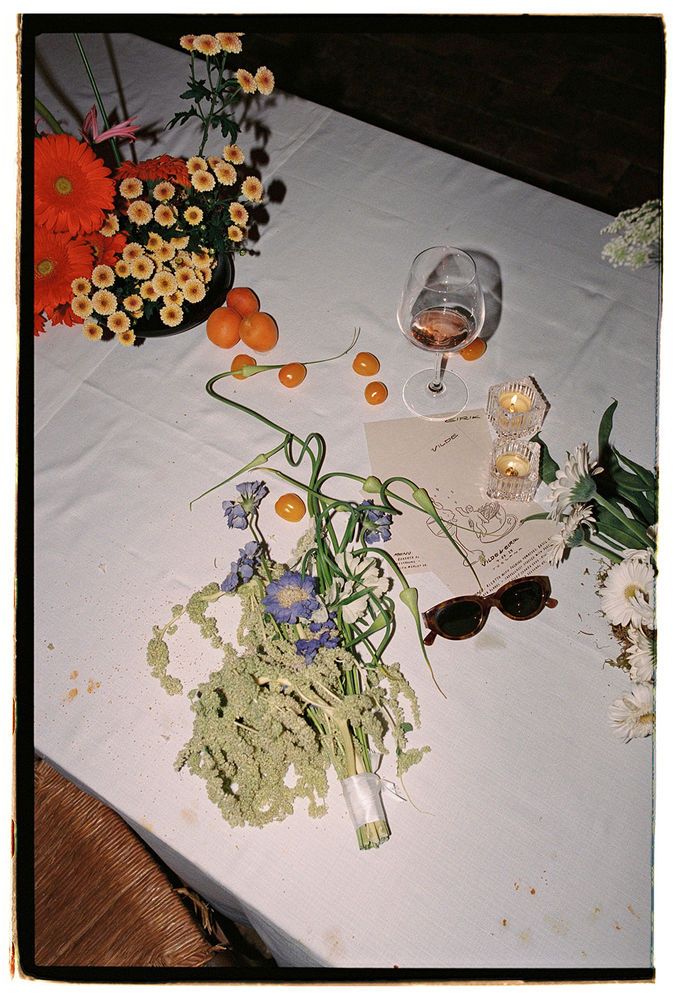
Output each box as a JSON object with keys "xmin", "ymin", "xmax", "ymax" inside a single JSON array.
[{"xmin": 33, "ymin": 32, "xmax": 657, "ymax": 969}]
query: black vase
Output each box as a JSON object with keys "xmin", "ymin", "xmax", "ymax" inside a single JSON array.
[{"xmin": 134, "ymin": 253, "xmax": 235, "ymax": 338}]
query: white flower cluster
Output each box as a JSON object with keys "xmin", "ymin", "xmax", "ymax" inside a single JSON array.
[{"xmin": 601, "ymin": 199, "xmax": 661, "ymax": 270}]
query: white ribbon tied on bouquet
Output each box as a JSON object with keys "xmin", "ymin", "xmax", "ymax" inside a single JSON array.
[{"xmin": 340, "ymin": 773, "xmax": 406, "ymax": 830}]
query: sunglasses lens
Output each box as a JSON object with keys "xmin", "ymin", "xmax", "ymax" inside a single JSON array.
[
  {"xmin": 500, "ymin": 579, "xmax": 545, "ymax": 618},
  {"xmin": 436, "ymin": 600, "xmax": 484, "ymax": 638}
]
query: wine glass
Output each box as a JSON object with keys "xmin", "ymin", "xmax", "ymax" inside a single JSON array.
[{"xmin": 396, "ymin": 246, "xmax": 485, "ymax": 420}]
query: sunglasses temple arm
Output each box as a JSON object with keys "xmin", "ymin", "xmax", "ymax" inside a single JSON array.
[{"xmin": 423, "ymin": 630, "xmax": 437, "ymax": 646}]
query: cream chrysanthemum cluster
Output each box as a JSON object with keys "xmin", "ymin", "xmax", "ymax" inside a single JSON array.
[{"xmin": 70, "ymin": 149, "xmax": 264, "ymax": 343}]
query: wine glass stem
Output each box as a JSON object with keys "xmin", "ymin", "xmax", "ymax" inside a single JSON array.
[{"xmin": 429, "ymin": 352, "xmax": 444, "ymax": 393}]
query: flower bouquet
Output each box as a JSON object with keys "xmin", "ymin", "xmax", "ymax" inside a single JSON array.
[
  {"xmin": 147, "ymin": 368, "xmax": 478, "ymax": 849},
  {"xmin": 528, "ymin": 401, "xmax": 657, "ymax": 741},
  {"xmin": 34, "ymin": 31, "xmax": 273, "ymax": 343},
  {"xmin": 601, "ymin": 198, "xmax": 661, "ymax": 270}
]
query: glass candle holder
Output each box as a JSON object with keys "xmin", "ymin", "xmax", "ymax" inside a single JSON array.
[
  {"xmin": 486, "ymin": 377, "xmax": 547, "ymax": 440},
  {"xmin": 486, "ymin": 439, "xmax": 541, "ymax": 502}
]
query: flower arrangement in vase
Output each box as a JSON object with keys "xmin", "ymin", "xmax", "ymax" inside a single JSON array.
[{"xmin": 34, "ymin": 31, "xmax": 273, "ymax": 344}]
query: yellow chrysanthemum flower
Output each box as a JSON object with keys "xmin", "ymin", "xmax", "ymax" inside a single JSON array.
[
  {"xmin": 165, "ymin": 290, "xmax": 184, "ymax": 306},
  {"xmin": 119, "ymin": 177, "xmax": 143, "ymax": 199},
  {"xmin": 223, "ymin": 144, "xmax": 245, "ymax": 165},
  {"xmin": 91, "ymin": 289, "xmax": 117, "ymax": 316},
  {"xmin": 123, "ymin": 294, "xmax": 143, "ymax": 313},
  {"xmin": 154, "ymin": 204, "xmax": 176, "ymax": 227},
  {"xmin": 191, "ymin": 169, "xmax": 215, "ymax": 193},
  {"xmin": 175, "ymin": 265, "xmax": 196, "ymax": 287},
  {"xmin": 100, "ymin": 213, "xmax": 120, "ymax": 237},
  {"xmin": 83, "ymin": 320, "xmax": 103, "ymax": 341},
  {"xmin": 215, "ymin": 32, "xmax": 242, "ymax": 54},
  {"xmin": 193, "ymin": 34, "xmax": 221, "ymax": 56},
  {"xmin": 153, "ymin": 242, "xmax": 176, "ymax": 263},
  {"xmin": 236, "ymin": 69, "xmax": 257, "ymax": 94},
  {"xmin": 229, "ymin": 202, "xmax": 248, "ymax": 225},
  {"xmin": 71, "ymin": 277, "xmax": 91, "ymax": 296},
  {"xmin": 173, "ymin": 253, "xmax": 192, "ymax": 268},
  {"xmin": 146, "ymin": 232, "xmax": 163, "ymax": 251},
  {"xmin": 115, "ymin": 260, "xmax": 131, "ymax": 278},
  {"xmin": 130, "ymin": 255, "xmax": 155, "ymax": 280},
  {"xmin": 71, "ymin": 295, "xmax": 94, "ymax": 318},
  {"xmin": 191, "ymin": 249, "xmax": 212, "ymax": 268},
  {"xmin": 215, "ymin": 162, "xmax": 237, "ymax": 186},
  {"xmin": 107, "ymin": 311, "xmax": 131, "ymax": 334},
  {"xmin": 196, "ymin": 266, "xmax": 212, "ymax": 283},
  {"xmin": 160, "ymin": 303, "xmax": 184, "ymax": 327},
  {"xmin": 127, "ymin": 200, "xmax": 153, "ymax": 226},
  {"xmin": 227, "ymin": 225, "xmax": 244, "ymax": 243},
  {"xmin": 91, "ymin": 264, "xmax": 115, "ymax": 288},
  {"xmin": 184, "ymin": 205, "xmax": 204, "ymax": 226},
  {"xmin": 140, "ymin": 281, "xmax": 159, "ymax": 301},
  {"xmin": 186, "ymin": 156, "xmax": 208, "ymax": 174},
  {"xmin": 207, "ymin": 155, "xmax": 223, "ymax": 170},
  {"xmin": 241, "ymin": 176, "xmax": 263, "ymax": 202},
  {"xmin": 183, "ymin": 279, "xmax": 206, "ymax": 304},
  {"xmin": 117, "ymin": 329, "xmax": 136, "ymax": 347},
  {"xmin": 179, "ymin": 34, "xmax": 196, "ymax": 52},
  {"xmin": 153, "ymin": 270, "xmax": 178, "ymax": 296},
  {"xmin": 171, "ymin": 236, "xmax": 190, "ymax": 250},
  {"xmin": 153, "ymin": 181, "xmax": 176, "ymax": 202},
  {"xmin": 122, "ymin": 242, "xmax": 144, "ymax": 262},
  {"xmin": 255, "ymin": 67, "xmax": 275, "ymax": 95}
]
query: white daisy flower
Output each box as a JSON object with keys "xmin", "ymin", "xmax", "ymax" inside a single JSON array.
[
  {"xmin": 548, "ymin": 443, "xmax": 602, "ymax": 518},
  {"xmin": 548, "ymin": 503, "xmax": 596, "ymax": 567},
  {"xmin": 608, "ymin": 683, "xmax": 654, "ymax": 741},
  {"xmin": 626, "ymin": 625, "xmax": 655, "ymax": 683},
  {"xmin": 600, "ymin": 555, "xmax": 655, "ymax": 628},
  {"xmin": 327, "ymin": 548, "xmax": 391, "ymax": 624}
]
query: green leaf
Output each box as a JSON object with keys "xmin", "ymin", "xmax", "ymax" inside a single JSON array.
[
  {"xmin": 531, "ymin": 434, "xmax": 559, "ymax": 484},
  {"xmin": 598, "ymin": 399, "xmax": 618, "ymax": 460},
  {"xmin": 521, "ymin": 512, "xmax": 550, "ymax": 523},
  {"xmin": 401, "ymin": 723, "xmax": 413, "ymax": 734},
  {"xmin": 595, "ymin": 505, "xmax": 648, "ymax": 549},
  {"xmin": 612, "ymin": 447, "xmax": 657, "ymax": 491}
]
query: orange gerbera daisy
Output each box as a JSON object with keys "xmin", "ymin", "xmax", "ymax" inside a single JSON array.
[
  {"xmin": 34, "ymin": 228, "xmax": 93, "ymax": 313},
  {"xmin": 34, "ymin": 312, "xmax": 46, "ymax": 337},
  {"xmin": 83, "ymin": 231, "xmax": 127, "ymax": 269},
  {"xmin": 116, "ymin": 155, "xmax": 190, "ymax": 188},
  {"xmin": 45, "ymin": 302, "xmax": 82, "ymax": 327},
  {"xmin": 35, "ymin": 134, "xmax": 115, "ymax": 237}
]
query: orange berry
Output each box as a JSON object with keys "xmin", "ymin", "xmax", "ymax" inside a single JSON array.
[
  {"xmin": 226, "ymin": 286, "xmax": 260, "ymax": 318},
  {"xmin": 206, "ymin": 306, "xmax": 241, "ymax": 348},
  {"xmin": 352, "ymin": 351, "xmax": 380, "ymax": 376},
  {"xmin": 459, "ymin": 337, "xmax": 487, "ymax": 361},
  {"xmin": 274, "ymin": 493, "xmax": 306, "ymax": 522},
  {"xmin": 365, "ymin": 381, "xmax": 388, "ymax": 405},
  {"xmin": 278, "ymin": 363, "xmax": 307, "ymax": 388},
  {"xmin": 239, "ymin": 311, "xmax": 278, "ymax": 352},
  {"xmin": 231, "ymin": 353, "xmax": 257, "ymax": 379}
]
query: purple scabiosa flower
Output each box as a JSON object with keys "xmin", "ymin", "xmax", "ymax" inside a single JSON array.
[
  {"xmin": 221, "ymin": 541, "xmax": 261, "ymax": 593},
  {"xmin": 361, "ymin": 500, "xmax": 393, "ymax": 545},
  {"xmin": 262, "ymin": 571, "xmax": 319, "ymax": 624},
  {"xmin": 296, "ymin": 616, "xmax": 341, "ymax": 663},
  {"xmin": 222, "ymin": 480, "xmax": 269, "ymax": 529}
]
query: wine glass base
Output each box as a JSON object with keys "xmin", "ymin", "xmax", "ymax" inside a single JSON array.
[{"xmin": 402, "ymin": 368, "xmax": 469, "ymax": 421}]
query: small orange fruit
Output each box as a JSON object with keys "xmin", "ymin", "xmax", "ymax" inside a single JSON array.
[
  {"xmin": 365, "ymin": 381, "xmax": 388, "ymax": 405},
  {"xmin": 352, "ymin": 351, "xmax": 380, "ymax": 376},
  {"xmin": 206, "ymin": 306, "xmax": 241, "ymax": 348},
  {"xmin": 231, "ymin": 353, "xmax": 257, "ymax": 379},
  {"xmin": 459, "ymin": 337, "xmax": 487, "ymax": 361},
  {"xmin": 226, "ymin": 286, "xmax": 260, "ymax": 318},
  {"xmin": 240, "ymin": 312, "xmax": 279, "ymax": 352},
  {"xmin": 278, "ymin": 363, "xmax": 307, "ymax": 388},
  {"xmin": 275, "ymin": 493, "xmax": 306, "ymax": 522}
]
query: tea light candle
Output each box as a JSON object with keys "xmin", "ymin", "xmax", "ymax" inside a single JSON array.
[
  {"xmin": 495, "ymin": 452, "xmax": 531, "ymax": 478},
  {"xmin": 497, "ymin": 390, "xmax": 532, "ymax": 414}
]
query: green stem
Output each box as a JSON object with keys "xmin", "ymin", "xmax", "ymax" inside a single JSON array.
[
  {"xmin": 73, "ymin": 32, "xmax": 121, "ymax": 166},
  {"xmin": 581, "ymin": 538, "xmax": 623, "ymax": 563},
  {"xmin": 34, "ymin": 98, "xmax": 63, "ymax": 134}
]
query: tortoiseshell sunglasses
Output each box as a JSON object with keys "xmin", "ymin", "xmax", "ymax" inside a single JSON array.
[{"xmin": 422, "ymin": 576, "xmax": 558, "ymax": 644}]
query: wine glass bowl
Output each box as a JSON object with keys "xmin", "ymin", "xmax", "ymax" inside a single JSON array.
[{"xmin": 397, "ymin": 246, "xmax": 485, "ymax": 419}]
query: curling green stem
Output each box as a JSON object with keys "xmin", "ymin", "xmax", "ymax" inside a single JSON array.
[
  {"xmin": 73, "ymin": 32, "xmax": 121, "ymax": 167},
  {"xmin": 34, "ymin": 98, "xmax": 63, "ymax": 134}
]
